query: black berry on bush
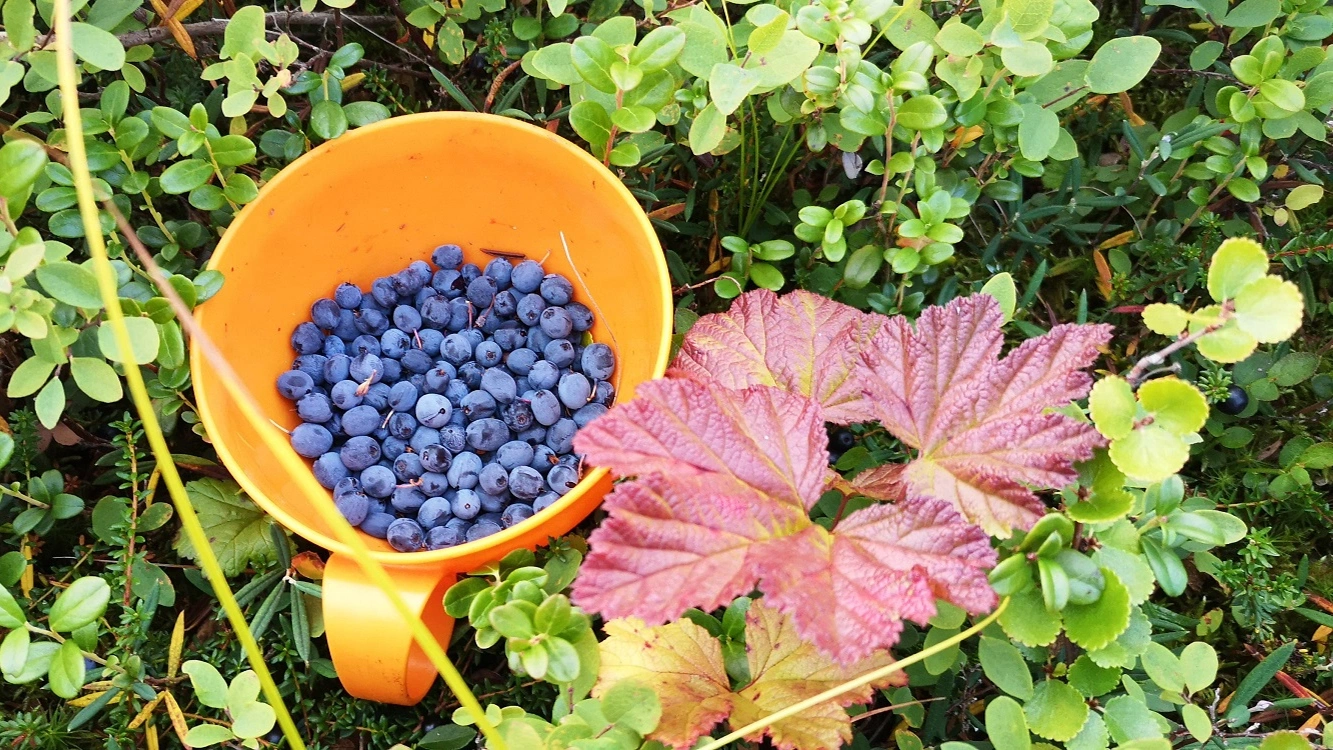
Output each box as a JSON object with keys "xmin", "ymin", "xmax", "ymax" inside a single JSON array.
[{"xmin": 1217, "ymin": 385, "xmax": 1249, "ymax": 415}]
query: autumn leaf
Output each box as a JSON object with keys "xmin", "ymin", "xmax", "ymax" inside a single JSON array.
[
  {"xmin": 671, "ymin": 290, "xmax": 882, "ymax": 424},
  {"xmin": 858, "ymin": 294, "xmax": 1112, "ymax": 536},
  {"xmin": 573, "ymin": 378, "xmax": 995, "ymax": 662},
  {"xmin": 596, "ymin": 601, "xmax": 902, "ymax": 750}
]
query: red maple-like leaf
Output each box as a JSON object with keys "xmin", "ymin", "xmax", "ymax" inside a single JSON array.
[
  {"xmin": 573, "ymin": 377, "xmax": 995, "ymax": 662},
  {"xmin": 858, "ymin": 294, "xmax": 1112, "ymax": 536},
  {"xmin": 671, "ymin": 290, "xmax": 882, "ymax": 424}
]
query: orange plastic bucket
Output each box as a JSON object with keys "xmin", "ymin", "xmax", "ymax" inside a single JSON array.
[{"xmin": 191, "ymin": 112, "xmax": 672, "ymax": 705}]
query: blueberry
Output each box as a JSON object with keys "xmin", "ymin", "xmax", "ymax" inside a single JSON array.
[
  {"xmin": 484, "ymin": 258, "xmax": 513, "ymax": 288},
  {"xmin": 415, "ymin": 393, "xmax": 453, "ymax": 429},
  {"xmin": 540, "ymin": 307, "xmax": 574, "ymax": 339},
  {"xmin": 509, "ymin": 466, "xmax": 544, "ymax": 500},
  {"xmin": 342, "ymin": 405, "xmax": 381, "ymax": 436},
  {"xmin": 393, "ymin": 305, "xmax": 423, "ymax": 332},
  {"xmin": 466, "ymin": 419, "xmax": 510, "ymax": 453},
  {"xmin": 381, "ymin": 436, "xmax": 409, "ymax": 460},
  {"xmin": 529, "ymin": 445, "xmax": 557, "ymax": 474},
  {"xmin": 581, "ymin": 343, "xmax": 615, "ymax": 381},
  {"xmin": 381, "ymin": 329, "xmax": 411, "ymax": 359},
  {"xmin": 420, "ymin": 444, "xmax": 453, "ymax": 473},
  {"xmin": 334, "ymin": 476, "xmax": 362, "ymax": 499},
  {"xmin": 390, "ymin": 409, "xmax": 420, "ymax": 437},
  {"xmin": 351, "ymin": 334, "xmax": 382, "ymax": 357},
  {"xmin": 533, "ymin": 492, "xmax": 559, "ymax": 513},
  {"xmin": 425, "ymin": 365, "xmax": 456, "ymax": 394},
  {"xmin": 540, "ymin": 274, "xmax": 574, "ymax": 305},
  {"xmin": 313, "ymin": 453, "xmax": 349, "ymax": 488},
  {"xmin": 409, "ymin": 260, "xmax": 434, "ymax": 286},
  {"xmin": 546, "ymin": 419, "xmax": 577, "ymax": 454},
  {"xmin": 496, "ymin": 441, "xmax": 535, "ymax": 471},
  {"xmin": 492, "ymin": 290, "xmax": 517, "ymax": 318},
  {"xmin": 501, "ymin": 504, "xmax": 534, "ymax": 528},
  {"xmin": 350, "ymin": 353, "xmax": 384, "ymax": 385},
  {"xmin": 511, "ymin": 260, "xmax": 543, "ymax": 293},
  {"xmin": 340, "ymin": 436, "xmax": 382, "ymax": 471},
  {"xmin": 404, "ymin": 349, "xmax": 434, "ymax": 374},
  {"xmin": 324, "ymin": 354, "xmax": 352, "ymax": 384},
  {"xmin": 420, "ymin": 295, "xmax": 452, "ymax": 328},
  {"xmin": 466, "ymin": 519, "xmax": 502, "ymax": 542},
  {"xmin": 517, "ymin": 425, "xmax": 547, "ymax": 445},
  {"xmin": 432, "ymin": 269, "xmax": 463, "ymax": 296},
  {"xmin": 361, "ymin": 512, "xmax": 396, "ymax": 539},
  {"xmin": 527, "ymin": 328, "xmax": 552, "ymax": 354},
  {"xmin": 461, "ymin": 390, "xmax": 497, "ymax": 421},
  {"xmin": 447, "ymin": 452, "xmax": 483, "ymax": 489},
  {"xmin": 372, "ymin": 277, "xmax": 398, "ymax": 307},
  {"xmin": 409, "ymin": 427, "xmax": 441, "ymax": 454},
  {"xmin": 361, "ymin": 465, "xmax": 397, "ymax": 497},
  {"xmin": 506, "ymin": 348, "xmax": 538, "ymax": 376},
  {"xmin": 573, "ymin": 403, "xmax": 608, "ymax": 428},
  {"xmin": 334, "ymin": 309, "xmax": 359, "ymax": 340},
  {"xmin": 312, "ymin": 298, "xmax": 342, "ymax": 330},
  {"xmin": 334, "ymin": 282, "xmax": 363, "ymax": 309},
  {"xmin": 447, "ymin": 298, "xmax": 471, "ymax": 331},
  {"xmin": 1218, "ymin": 385, "xmax": 1249, "ymax": 415},
  {"xmin": 478, "ymin": 463, "xmax": 510, "ymax": 495},
  {"xmin": 493, "ymin": 327, "xmax": 526, "ymax": 352},
  {"xmin": 322, "ymin": 336, "xmax": 346, "ymax": 357},
  {"xmin": 529, "ymin": 389, "xmax": 562, "ymax": 426},
  {"xmin": 516, "ymin": 293, "xmax": 546, "ymax": 326},
  {"xmin": 460, "ymin": 263, "xmax": 482, "ymax": 284},
  {"xmin": 394, "ymin": 452, "xmax": 424, "ymax": 482},
  {"xmin": 392, "ymin": 486, "xmax": 428, "ymax": 514},
  {"xmin": 475, "ymin": 341, "xmax": 503, "ymax": 368},
  {"xmin": 477, "ymin": 489, "xmax": 507, "ymax": 513},
  {"xmin": 290, "ymin": 423, "xmax": 333, "ymax": 458},
  {"xmin": 529, "ymin": 361, "xmax": 560, "ymax": 391},
  {"xmin": 441, "ymin": 333, "xmax": 473, "ymax": 366},
  {"xmin": 292, "ymin": 355, "xmax": 327, "ymax": 384},
  {"xmin": 438, "ymin": 424, "xmax": 468, "ymax": 453},
  {"xmin": 291, "ymin": 322, "xmax": 323, "ymax": 354},
  {"xmin": 565, "ymin": 302, "xmax": 594, "ymax": 332},
  {"xmin": 433, "ymin": 244, "xmax": 464, "ymax": 269},
  {"xmin": 418, "ymin": 329, "xmax": 444, "ymax": 357},
  {"xmin": 502, "ymin": 400, "xmax": 535, "ymax": 432},
  {"xmin": 420, "ymin": 471, "xmax": 450, "ymax": 496},
  {"xmin": 362, "ymin": 382, "xmax": 391, "ymax": 410},
  {"xmin": 548, "ymin": 464, "xmax": 579, "ymax": 496},
  {"xmin": 392, "ymin": 268, "xmax": 424, "ymax": 297},
  {"xmin": 544, "ymin": 339, "xmax": 576, "ymax": 369},
  {"xmin": 558, "ymin": 372, "xmax": 592, "ymax": 410},
  {"xmin": 451, "ymin": 489, "xmax": 481, "ymax": 520},
  {"xmin": 386, "ymin": 518, "xmax": 426, "ymax": 552},
  {"xmin": 355, "ymin": 308, "xmax": 389, "ymax": 336},
  {"xmin": 388, "ymin": 381, "xmax": 418, "ymax": 413},
  {"xmin": 427, "ymin": 523, "xmax": 465, "ymax": 549},
  {"xmin": 336, "ymin": 492, "xmax": 370, "ymax": 526},
  {"xmin": 481, "ymin": 368, "xmax": 518, "ymax": 403},
  {"xmin": 297, "ymin": 393, "xmax": 334, "ymax": 423},
  {"xmin": 418, "ymin": 497, "xmax": 452, "ymax": 529},
  {"xmin": 277, "ymin": 370, "xmax": 314, "ymax": 400}
]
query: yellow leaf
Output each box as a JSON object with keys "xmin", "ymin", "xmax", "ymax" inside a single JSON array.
[
  {"xmin": 172, "ymin": 0, "xmax": 206, "ymax": 20},
  {"xmin": 168, "ymin": 612, "xmax": 185, "ymax": 679},
  {"xmin": 146, "ymin": 723, "xmax": 159, "ymax": 750},
  {"xmin": 162, "ymin": 691, "xmax": 193, "ymax": 748},
  {"xmin": 1314, "ymin": 625, "xmax": 1332, "ymax": 645},
  {"xmin": 729, "ymin": 602, "xmax": 899, "ymax": 750},
  {"xmin": 128, "ymin": 694, "xmax": 164, "ymax": 730},
  {"xmin": 1098, "ymin": 230, "xmax": 1136, "ymax": 250},
  {"xmin": 1118, "ymin": 92, "xmax": 1146, "ymax": 127},
  {"xmin": 1092, "ymin": 249, "xmax": 1113, "ymax": 301},
  {"xmin": 68, "ymin": 690, "xmax": 111, "ymax": 707},
  {"xmin": 147, "ymin": 0, "xmax": 197, "ymax": 58},
  {"xmin": 21, "ymin": 541, "xmax": 33, "ymax": 597},
  {"xmin": 341, "ymin": 72, "xmax": 366, "ymax": 92}
]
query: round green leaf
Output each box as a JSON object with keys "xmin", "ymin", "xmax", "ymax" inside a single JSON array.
[
  {"xmin": 182, "ymin": 660, "xmax": 230, "ymax": 708},
  {"xmin": 1109, "ymin": 425, "xmax": 1188, "ymax": 482},
  {"xmin": 1227, "ymin": 176, "xmax": 1261, "ymax": 203},
  {"xmin": 1001, "ymin": 41, "xmax": 1054, "ymax": 77},
  {"xmin": 898, "ymin": 95, "xmax": 947, "ymax": 130},
  {"xmin": 489, "ymin": 603, "xmax": 535, "ymax": 638},
  {"xmin": 1287, "ymin": 184, "xmax": 1325, "ymax": 211},
  {"xmin": 0, "ymin": 626, "xmax": 30, "ymax": 677},
  {"xmin": 985, "ymin": 696, "xmax": 1031, "ymax": 750},
  {"xmin": 1063, "ymin": 568, "xmax": 1131, "ymax": 650},
  {"xmin": 1194, "ymin": 315, "xmax": 1257, "ymax": 363},
  {"xmin": 1068, "ymin": 655, "xmax": 1121, "ymax": 697},
  {"xmin": 999, "ymin": 588, "xmax": 1062, "ymax": 647},
  {"xmin": 47, "ymin": 638, "xmax": 86, "ymax": 699},
  {"xmin": 98, "ymin": 317, "xmax": 160, "ymax": 365},
  {"xmin": 748, "ymin": 261, "xmax": 784, "ymax": 291},
  {"xmin": 1018, "ymin": 102, "xmax": 1059, "ymax": 161},
  {"xmin": 310, "ymin": 99, "xmax": 348, "ymax": 141},
  {"xmin": 0, "ymin": 585, "xmax": 25, "ymax": 628},
  {"xmin": 1181, "ymin": 641, "xmax": 1218, "ymax": 692},
  {"xmin": 1093, "ymin": 546, "xmax": 1154, "ymax": 605},
  {"xmin": 1138, "ymin": 377, "xmax": 1207, "ymax": 435},
  {"xmin": 602, "ymin": 679, "xmax": 662, "ymax": 734},
  {"xmin": 184, "ymin": 724, "xmax": 236, "ymax": 747},
  {"xmin": 48, "ymin": 576, "xmax": 110, "ymax": 632},
  {"xmin": 69, "ymin": 22, "xmax": 126, "ymax": 71},
  {"xmin": 343, "ymin": 101, "xmax": 391, "ymax": 127},
  {"xmin": 936, "ymin": 19, "xmax": 985, "ymax": 56},
  {"xmin": 844, "ymin": 244, "xmax": 884, "ymax": 289},
  {"xmin": 980, "ymin": 273, "xmax": 1017, "ymax": 322},
  {"xmin": 70, "ymin": 357, "xmax": 122, "ymax": 403},
  {"xmin": 1103, "ymin": 695, "xmax": 1162, "ymax": 744},
  {"xmin": 7, "ymin": 357, "xmax": 55, "ymax": 398},
  {"xmin": 1141, "ymin": 642, "xmax": 1185, "ymax": 693},
  {"xmin": 230, "ymin": 700, "xmax": 277, "ymax": 739},
  {"xmin": 1085, "ymin": 36, "xmax": 1160, "ymax": 94},
  {"xmin": 210, "ymin": 135, "xmax": 256, "ymax": 167},
  {"xmin": 1259, "ymin": 732, "xmax": 1311, "ymax": 750},
  {"xmin": 1234, "ymin": 276, "xmax": 1303, "ymax": 343},
  {"xmin": 35, "ymin": 377, "xmax": 65, "ymax": 429},
  {"xmin": 0, "ymin": 139, "xmax": 49, "ymax": 199},
  {"xmin": 35, "ymin": 261, "xmax": 102, "ymax": 308},
  {"xmin": 1181, "ymin": 703, "xmax": 1212, "ymax": 742},
  {"xmin": 979, "ymin": 636, "xmax": 1034, "ymax": 700},
  {"xmin": 1142, "ymin": 303, "xmax": 1188, "ymax": 336},
  {"xmin": 1025, "ymin": 680, "xmax": 1089, "ymax": 742},
  {"xmin": 226, "ymin": 669, "xmax": 261, "ymax": 708},
  {"xmin": 159, "ymin": 159, "xmax": 213, "ymax": 195},
  {"xmin": 1089, "ymin": 376, "xmax": 1136, "ymax": 440}
]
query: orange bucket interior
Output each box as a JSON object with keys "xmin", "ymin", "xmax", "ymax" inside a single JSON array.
[{"xmin": 191, "ymin": 112, "xmax": 672, "ymax": 703}]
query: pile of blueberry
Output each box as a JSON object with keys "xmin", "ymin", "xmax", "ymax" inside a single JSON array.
[{"xmin": 275, "ymin": 244, "xmax": 616, "ymax": 552}]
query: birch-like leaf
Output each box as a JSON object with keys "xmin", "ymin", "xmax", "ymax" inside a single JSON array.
[
  {"xmin": 671, "ymin": 289, "xmax": 882, "ymax": 424},
  {"xmin": 859, "ymin": 294, "xmax": 1112, "ymax": 536},
  {"xmin": 595, "ymin": 601, "xmax": 900, "ymax": 750}
]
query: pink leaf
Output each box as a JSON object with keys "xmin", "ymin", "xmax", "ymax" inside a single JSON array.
[
  {"xmin": 755, "ymin": 500, "xmax": 995, "ymax": 662},
  {"xmin": 859, "ymin": 295, "xmax": 1112, "ymax": 536},
  {"xmin": 671, "ymin": 290, "xmax": 882, "ymax": 424}
]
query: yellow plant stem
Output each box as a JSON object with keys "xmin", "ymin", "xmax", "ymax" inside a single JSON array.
[
  {"xmin": 695, "ymin": 597, "xmax": 1010, "ymax": 750},
  {"xmin": 100, "ymin": 156, "xmax": 505, "ymax": 746},
  {"xmin": 50, "ymin": 6, "xmax": 308, "ymax": 747}
]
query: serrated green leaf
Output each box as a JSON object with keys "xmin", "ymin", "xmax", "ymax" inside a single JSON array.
[
  {"xmin": 1234, "ymin": 276, "xmax": 1303, "ymax": 343},
  {"xmin": 1142, "ymin": 304, "xmax": 1188, "ymax": 336},
  {"xmin": 1069, "ymin": 655, "xmax": 1121, "ymax": 697},
  {"xmin": 1025, "ymin": 680, "xmax": 1088, "ymax": 742},
  {"xmin": 1063, "ymin": 568, "xmax": 1131, "ymax": 650},
  {"xmin": 1089, "ymin": 376, "xmax": 1136, "ymax": 440},
  {"xmin": 1138, "ymin": 377, "xmax": 1207, "ymax": 436},
  {"xmin": 999, "ymin": 588, "xmax": 1062, "ymax": 647},
  {"xmin": 173, "ymin": 479, "xmax": 284, "ymax": 576},
  {"xmin": 1110, "ymin": 425, "xmax": 1188, "ymax": 482}
]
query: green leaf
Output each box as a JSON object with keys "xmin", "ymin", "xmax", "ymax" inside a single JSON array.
[
  {"xmin": 7, "ymin": 357, "xmax": 55, "ymax": 398},
  {"xmin": 629, "ymin": 26, "xmax": 686, "ymax": 72},
  {"xmin": 35, "ymin": 378, "xmax": 65, "ymax": 429},
  {"xmin": 48, "ymin": 576, "xmax": 110, "ymax": 632},
  {"xmin": 673, "ymin": 9, "xmax": 728, "ymax": 78},
  {"xmin": 2, "ymin": 0, "xmax": 37, "ymax": 53},
  {"xmin": 709, "ymin": 63, "xmax": 761, "ymax": 117},
  {"xmin": 220, "ymin": 5, "xmax": 265, "ymax": 58},
  {"xmin": 343, "ymin": 101, "xmax": 391, "ymax": 127},
  {"xmin": 1226, "ymin": 641, "xmax": 1295, "ymax": 725},
  {"xmin": 1268, "ymin": 352, "xmax": 1317, "ymax": 387},
  {"xmin": 689, "ymin": 103, "xmax": 727, "ymax": 155},
  {"xmin": 572, "ymin": 36, "xmax": 618, "ymax": 93},
  {"xmin": 1068, "ymin": 655, "xmax": 1121, "ymax": 697},
  {"xmin": 230, "ymin": 701, "xmax": 277, "ymax": 739},
  {"xmin": 159, "ymin": 159, "xmax": 213, "ymax": 195},
  {"xmin": 1138, "ymin": 378, "xmax": 1207, "ymax": 435},
  {"xmin": 97, "ymin": 317, "xmax": 160, "ymax": 364},
  {"xmin": 999, "ymin": 588, "xmax": 1062, "ymax": 647},
  {"xmin": 174, "ymin": 479, "xmax": 285, "ymax": 576},
  {"xmin": 1180, "ymin": 641, "xmax": 1218, "ymax": 693},
  {"xmin": 530, "ymin": 43, "xmax": 582, "ymax": 85},
  {"xmin": 489, "ymin": 603, "xmax": 536, "ymax": 638},
  {"xmin": 310, "ymin": 100, "xmax": 348, "ymax": 140},
  {"xmin": 1181, "ymin": 703, "xmax": 1212, "ymax": 742},
  {"xmin": 602, "ymin": 679, "xmax": 660, "ymax": 734},
  {"xmin": 0, "ymin": 434, "xmax": 13, "ymax": 472},
  {"xmin": 420, "ymin": 725, "xmax": 478, "ymax": 750},
  {"xmin": 1286, "ymin": 185, "xmax": 1325, "ymax": 211},
  {"xmin": 1085, "ymin": 36, "xmax": 1161, "ymax": 94},
  {"xmin": 210, "ymin": 135, "xmax": 256, "ymax": 167},
  {"xmin": 182, "ymin": 660, "xmax": 230, "ymax": 708},
  {"xmin": 1103, "ymin": 695, "xmax": 1162, "ymax": 743},
  {"xmin": 1141, "ymin": 642, "xmax": 1185, "ymax": 693},
  {"xmin": 569, "ymin": 101, "xmax": 612, "ymax": 155},
  {"xmin": 151, "ymin": 107, "xmax": 192, "ymax": 139},
  {"xmin": 226, "ymin": 669, "xmax": 261, "ymax": 709},
  {"xmin": 610, "ymin": 105, "xmax": 656, "ymax": 133},
  {"xmin": 1195, "ymin": 317, "xmax": 1258, "ymax": 363},
  {"xmin": 1001, "ymin": 41, "xmax": 1054, "ymax": 77},
  {"xmin": 979, "ymin": 636, "xmax": 1033, "ymax": 700},
  {"xmin": 1259, "ymin": 79, "xmax": 1304, "ymax": 112},
  {"xmin": 1227, "ymin": 177, "xmax": 1260, "ymax": 203},
  {"xmin": 1259, "ymin": 732, "xmax": 1312, "ymax": 750},
  {"xmin": 69, "ymin": 356, "xmax": 122, "ymax": 403},
  {"xmin": 35, "ymin": 262, "xmax": 102, "ymax": 308},
  {"xmin": 1141, "ymin": 536, "xmax": 1188, "ymax": 597},
  {"xmin": 1089, "ymin": 376, "xmax": 1135, "ymax": 440},
  {"xmin": 980, "ymin": 273, "xmax": 1017, "ymax": 323},
  {"xmin": 1003, "ymin": 0, "xmax": 1053, "ymax": 38},
  {"xmin": 1063, "ymin": 568, "xmax": 1131, "ymax": 650},
  {"xmin": 748, "ymin": 261, "xmax": 784, "ymax": 291},
  {"xmin": 936, "ymin": 20, "xmax": 985, "ymax": 56},
  {"xmin": 1142, "ymin": 303, "xmax": 1188, "ymax": 336},
  {"xmin": 1234, "ymin": 276, "xmax": 1303, "ymax": 343},
  {"xmin": 70, "ymin": 22, "xmax": 126, "ymax": 70},
  {"xmin": 843, "ymin": 244, "xmax": 884, "ymax": 289},
  {"xmin": 184, "ymin": 724, "xmax": 236, "ymax": 747},
  {"xmin": 1110, "ymin": 425, "xmax": 1188, "ymax": 482},
  {"xmin": 1190, "ymin": 41, "xmax": 1224, "ymax": 70},
  {"xmin": 1025, "ymin": 680, "xmax": 1089, "ymax": 742},
  {"xmin": 985, "ymin": 696, "xmax": 1031, "ymax": 750},
  {"xmin": 0, "ymin": 140, "xmax": 49, "ymax": 200},
  {"xmin": 741, "ymin": 29, "xmax": 820, "ymax": 88},
  {"xmin": 897, "ymin": 95, "xmax": 947, "ymax": 130},
  {"xmin": 0, "ymin": 585, "xmax": 25, "ymax": 628},
  {"xmin": 47, "ymin": 639, "xmax": 87, "ymax": 699},
  {"xmin": 1223, "ymin": 0, "xmax": 1280, "ymax": 27},
  {"xmin": 1018, "ymin": 102, "xmax": 1059, "ymax": 160},
  {"xmin": 0, "ymin": 627, "xmax": 30, "ymax": 677}
]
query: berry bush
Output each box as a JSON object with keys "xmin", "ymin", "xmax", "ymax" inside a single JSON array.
[{"xmin": 2, "ymin": 0, "xmax": 1333, "ymax": 747}]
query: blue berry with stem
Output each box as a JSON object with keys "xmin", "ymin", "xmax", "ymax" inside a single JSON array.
[
  {"xmin": 290, "ymin": 423, "xmax": 333, "ymax": 458},
  {"xmin": 415, "ymin": 393, "xmax": 453, "ymax": 428}
]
